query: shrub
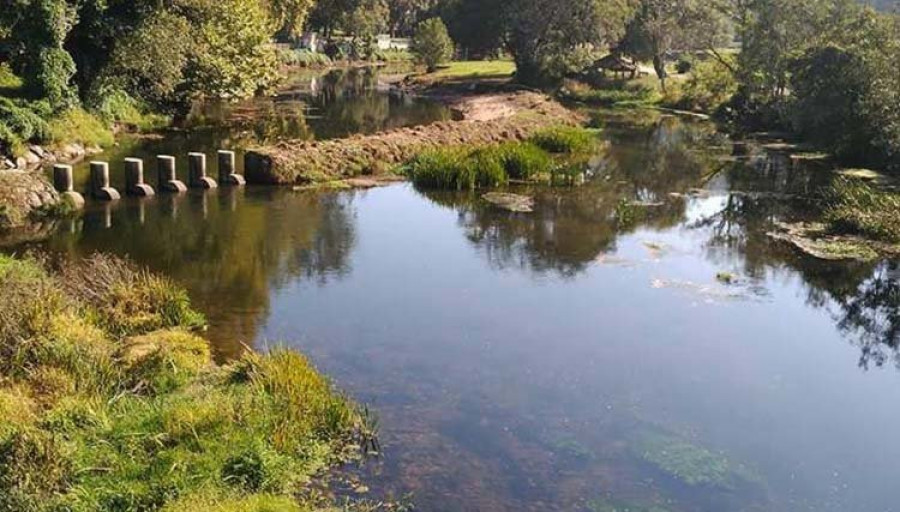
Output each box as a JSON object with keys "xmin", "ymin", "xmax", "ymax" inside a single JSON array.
[
  {"xmin": 676, "ymin": 58, "xmax": 738, "ymax": 113},
  {"xmin": 529, "ymin": 125, "xmax": 595, "ymax": 154},
  {"xmin": 412, "ymin": 18, "xmax": 455, "ymax": 73},
  {"xmin": 0, "ymin": 97, "xmax": 51, "ymax": 156}
]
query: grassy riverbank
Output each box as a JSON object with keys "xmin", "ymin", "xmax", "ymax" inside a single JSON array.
[{"xmin": 0, "ymin": 253, "xmax": 374, "ymax": 511}]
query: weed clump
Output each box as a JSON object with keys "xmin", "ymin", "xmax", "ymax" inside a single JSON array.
[
  {"xmin": 407, "ymin": 137, "xmax": 591, "ymax": 190},
  {"xmin": 824, "ymin": 177, "xmax": 900, "ymax": 243},
  {"xmin": 529, "ymin": 125, "xmax": 596, "ymax": 154}
]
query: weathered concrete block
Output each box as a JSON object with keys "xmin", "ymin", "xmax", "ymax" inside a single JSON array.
[
  {"xmin": 217, "ymin": 150, "xmax": 246, "ymax": 186},
  {"xmin": 51, "ymin": 164, "xmax": 84, "ymax": 209},
  {"xmin": 124, "ymin": 158, "xmax": 155, "ymax": 197},
  {"xmin": 157, "ymin": 155, "xmax": 187, "ymax": 193},
  {"xmin": 188, "ymin": 152, "xmax": 217, "ymax": 189},
  {"xmin": 89, "ymin": 161, "xmax": 121, "ymax": 201}
]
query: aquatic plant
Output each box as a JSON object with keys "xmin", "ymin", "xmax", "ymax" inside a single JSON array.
[
  {"xmin": 633, "ymin": 432, "xmax": 744, "ymax": 489},
  {"xmin": 0, "ymin": 253, "xmax": 375, "ymax": 511},
  {"xmin": 529, "ymin": 125, "xmax": 596, "ymax": 154},
  {"xmin": 495, "ymin": 142, "xmax": 552, "ymax": 181},
  {"xmin": 824, "ymin": 177, "xmax": 900, "ymax": 243},
  {"xmin": 406, "ymin": 146, "xmax": 508, "ymax": 190}
]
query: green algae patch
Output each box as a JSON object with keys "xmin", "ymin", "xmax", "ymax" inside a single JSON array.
[
  {"xmin": 0, "ymin": 253, "xmax": 376, "ymax": 512},
  {"xmin": 631, "ymin": 431, "xmax": 760, "ymax": 491},
  {"xmin": 588, "ymin": 498, "xmax": 671, "ymax": 512}
]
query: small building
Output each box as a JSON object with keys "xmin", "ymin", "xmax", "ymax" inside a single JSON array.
[{"xmin": 593, "ymin": 54, "xmax": 638, "ymax": 79}]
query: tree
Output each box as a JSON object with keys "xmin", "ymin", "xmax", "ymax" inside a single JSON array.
[
  {"xmin": 503, "ymin": 0, "xmax": 636, "ymax": 84},
  {"xmin": 441, "ymin": 0, "xmax": 505, "ymax": 59},
  {"xmin": 619, "ymin": 0, "xmax": 730, "ymax": 92},
  {"xmin": 264, "ymin": 0, "xmax": 317, "ymax": 40},
  {"xmin": 412, "ymin": 17, "xmax": 454, "ymax": 72},
  {"xmin": 0, "ymin": 0, "xmax": 78, "ymax": 110},
  {"xmin": 388, "ymin": 0, "xmax": 438, "ymax": 37}
]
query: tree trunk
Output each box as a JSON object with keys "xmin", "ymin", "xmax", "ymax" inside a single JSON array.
[{"xmin": 653, "ymin": 55, "xmax": 667, "ymax": 93}]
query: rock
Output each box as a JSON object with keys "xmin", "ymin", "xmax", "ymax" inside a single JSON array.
[
  {"xmin": 0, "ymin": 170, "xmax": 61, "ymax": 229},
  {"xmin": 23, "ymin": 151, "xmax": 41, "ymax": 166},
  {"xmin": 28, "ymin": 145, "xmax": 46, "ymax": 158},
  {"xmin": 482, "ymin": 192, "xmax": 534, "ymax": 213},
  {"xmin": 15, "ymin": 157, "xmax": 27, "ymax": 169}
]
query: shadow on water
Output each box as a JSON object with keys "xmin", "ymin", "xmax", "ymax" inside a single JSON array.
[{"xmin": 5, "ymin": 91, "xmax": 900, "ymax": 511}]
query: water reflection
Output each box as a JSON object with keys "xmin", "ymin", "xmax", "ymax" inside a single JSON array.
[{"xmin": 40, "ymin": 189, "xmax": 358, "ymax": 359}]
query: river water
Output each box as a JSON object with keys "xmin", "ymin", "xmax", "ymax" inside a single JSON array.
[{"xmin": 9, "ymin": 68, "xmax": 900, "ymax": 511}]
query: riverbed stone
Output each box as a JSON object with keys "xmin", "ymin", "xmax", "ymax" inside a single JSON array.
[{"xmin": 0, "ymin": 169, "xmax": 61, "ymax": 229}]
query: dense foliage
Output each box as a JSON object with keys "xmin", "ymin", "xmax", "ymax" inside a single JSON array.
[{"xmin": 412, "ymin": 17, "xmax": 454, "ymax": 72}]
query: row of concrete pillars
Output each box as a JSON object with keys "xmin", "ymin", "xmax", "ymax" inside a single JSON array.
[{"xmin": 52, "ymin": 151, "xmax": 246, "ymax": 207}]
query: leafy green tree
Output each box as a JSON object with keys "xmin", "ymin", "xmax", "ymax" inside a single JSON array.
[
  {"xmin": 0, "ymin": 0, "xmax": 78, "ymax": 110},
  {"xmin": 441, "ymin": 0, "xmax": 505, "ymax": 58},
  {"xmin": 265, "ymin": 0, "xmax": 317, "ymax": 40},
  {"xmin": 388, "ymin": 0, "xmax": 438, "ymax": 36},
  {"xmin": 412, "ymin": 17, "xmax": 454, "ymax": 72},
  {"xmin": 619, "ymin": 0, "xmax": 730, "ymax": 92},
  {"xmin": 504, "ymin": 0, "xmax": 635, "ymax": 84}
]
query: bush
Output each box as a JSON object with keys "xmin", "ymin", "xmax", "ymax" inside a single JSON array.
[
  {"xmin": 676, "ymin": 58, "xmax": 738, "ymax": 113},
  {"xmin": 789, "ymin": 44, "xmax": 892, "ymax": 169},
  {"xmin": 412, "ymin": 18, "xmax": 455, "ymax": 73},
  {"xmin": 529, "ymin": 125, "xmax": 595, "ymax": 154},
  {"xmin": 0, "ymin": 97, "xmax": 51, "ymax": 156},
  {"xmin": 376, "ymin": 49, "xmax": 414, "ymax": 63}
]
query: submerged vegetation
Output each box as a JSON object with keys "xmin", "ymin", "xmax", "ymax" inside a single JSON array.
[
  {"xmin": 0, "ymin": 253, "xmax": 374, "ymax": 512},
  {"xmin": 405, "ymin": 126, "xmax": 597, "ymax": 190}
]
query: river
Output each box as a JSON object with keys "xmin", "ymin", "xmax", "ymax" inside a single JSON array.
[{"xmin": 9, "ymin": 67, "xmax": 900, "ymax": 512}]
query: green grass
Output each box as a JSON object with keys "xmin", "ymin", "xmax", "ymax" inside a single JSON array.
[
  {"xmin": 0, "ymin": 253, "xmax": 374, "ymax": 512},
  {"xmin": 406, "ymin": 131, "xmax": 597, "ymax": 190},
  {"xmin": 48, "ymin": 108, "xmax": 115, "ymax": 149},
  {"xmin": 420, "ymin": 60, "xmax": 515, "ymax": 81},
  {"xmin": 824, "ymin": 177, "xmax": 900, "ymax": 243},
  {"xmin": 529, "ymin": 125, "xmax": 596, "ymax": 154}
]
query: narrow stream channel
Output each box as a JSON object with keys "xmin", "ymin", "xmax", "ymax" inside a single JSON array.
[{"xmin": 7, "ymin": 68, "xmax": 900, "ymax": 512}]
